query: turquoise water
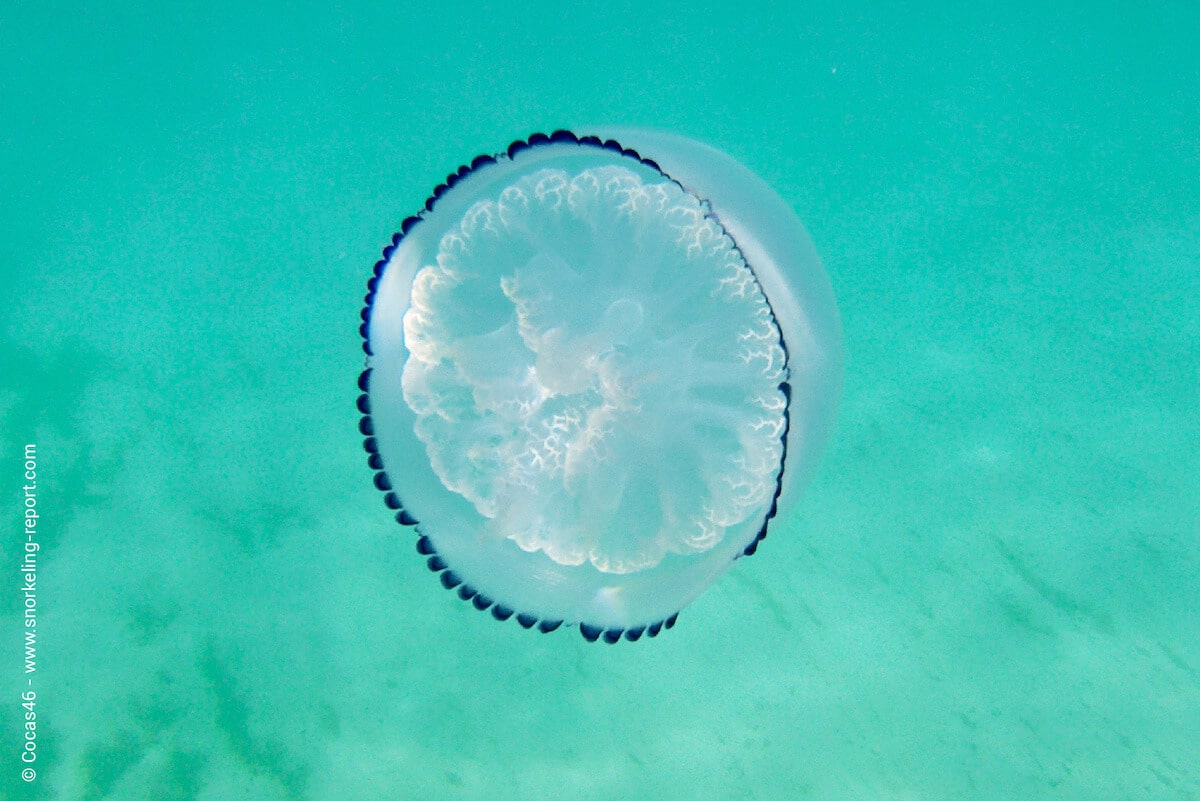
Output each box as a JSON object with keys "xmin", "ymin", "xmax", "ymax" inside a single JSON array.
[{"xmin": 2, "ymin": 2, "xmax": 1197, "ymax": 799}]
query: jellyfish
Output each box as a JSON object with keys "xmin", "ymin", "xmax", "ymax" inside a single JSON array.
[{"xmin": 358, "ymin": 129, "xmax": 842, "ymax": 642}]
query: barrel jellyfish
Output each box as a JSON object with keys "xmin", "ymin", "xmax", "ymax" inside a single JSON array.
[{"xmin": 358, "ymin": 129, "xmax": 842, "ymax": 642}]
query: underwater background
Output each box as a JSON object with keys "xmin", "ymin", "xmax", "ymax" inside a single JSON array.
[{"xmin": 2, "ymin": 1, "xmax": 1197, "ymax": 799}]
